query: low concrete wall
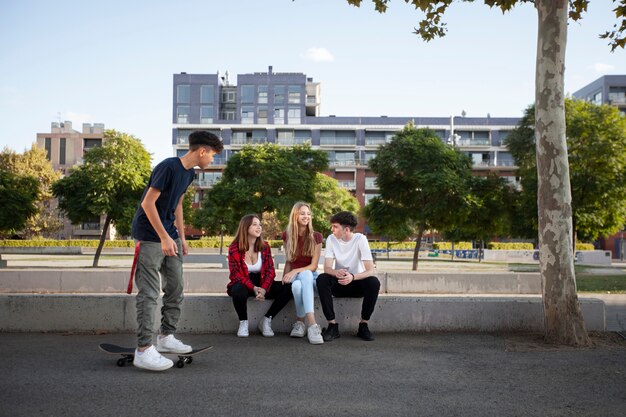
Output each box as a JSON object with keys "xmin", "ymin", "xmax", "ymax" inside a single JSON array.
[
  {"xmin": 386, "ymin": 272, "xmax": 541, "ymax": 294},
  {"xmin": 0, "ymin": 294, "xmax": 605, "ymax": 333},
  {"xmin": 1, "ymin": 269, "xmax": 544, "ymax": 295},
  {"xmin": 0, "ymin": 246, "xmax": 83, "ymax": 255}
]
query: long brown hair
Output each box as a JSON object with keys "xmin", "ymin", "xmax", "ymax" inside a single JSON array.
[
  {"xmin": 233, "ymin": 214, "xmax": 266, "ymax": 253},
  {"xmin": 285, "ymin": 202, "xmax": 316, "ymax": 262}
]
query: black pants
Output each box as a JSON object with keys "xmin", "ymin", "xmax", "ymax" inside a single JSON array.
[
  {"xmin": 227, "ymin": 273, "xmax": 293, "ymax": 320},
  {"xmin": 316, "ymin": 273, "xmax": 380, "ymax": 322}
]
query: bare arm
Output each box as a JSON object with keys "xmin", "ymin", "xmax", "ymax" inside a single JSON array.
[{"xmin": 173, "ymin": 194, "xmax": 188, "ymax": 256}]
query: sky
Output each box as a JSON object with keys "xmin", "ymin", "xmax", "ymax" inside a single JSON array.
[{"xmin": 1, "ymin": 0, "xmax": 624, "ymax": 165}]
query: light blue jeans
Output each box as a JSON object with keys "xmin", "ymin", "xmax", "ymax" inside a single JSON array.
[{"xmin": 291, "ymin": 270, "xmax": 318, "ymax": 318}]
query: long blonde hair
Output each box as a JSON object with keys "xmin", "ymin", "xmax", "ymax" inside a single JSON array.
[
  {"xmin": 233, "ymin": 214, "xmax": 266, "ymax": 253},
  {"xmin": 285, "ymin": 202, "xmax": 316, "ymax": 262}
]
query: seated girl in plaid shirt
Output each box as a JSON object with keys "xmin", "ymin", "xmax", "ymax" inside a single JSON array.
[{"xmin": 227, "ymin": 214, "xmax": 293, "ymax": 337}]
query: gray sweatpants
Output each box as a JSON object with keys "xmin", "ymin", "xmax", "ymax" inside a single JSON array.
[{"xmin": 135, "ymin": 239, "xmax": 184, "ymax": 347}]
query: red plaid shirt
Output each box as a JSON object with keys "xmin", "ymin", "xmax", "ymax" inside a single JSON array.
[{"xmin": 227, "ymin": 240, "xmax": 276, "ymax": 292}]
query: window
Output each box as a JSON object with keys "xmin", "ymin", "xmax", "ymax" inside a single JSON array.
[
  {"xmin": 201, "ymin": 85, "xmax": 214, "ymax": 103},
  {"xmin": 232, "ymin": 130, "xmax": 266, "ymax": 145},
  {"xmin": 288, "ymin": 85, "xmax": 301, "ymax": 104},
  {"xmin": 241, "ymin": 106, "xmax": 255, "ymax": 124},
  {"xmin": 365, "ymin": 131, "xmax": 394, "ymax": 146},
  {"xmin": 257, "ymin": 107, "xmax": 268, "ymax": 124},
  {"xmin": 258, "ymin": 85, "xmax": 268, "ymax": 104},
  {"xmin": 274, "ymin": 85, "xmax": 285, "ymax": 104},
  {"xmin": 241, "ymin": 85, "xmax": 255, "ymax": 104},
  {"xmin": 177, "ymin": 85, "xmax": 190, "ymax": 103},
  {"xmin": 364, "ymin": 194, "xmax": 379, "ymax": 205},
  {"xmin": 330, "ymin": 151, "xmax": 356, "ymax": 166},
  {"xmin": 287, "ymin": 107, "xmax": 301, "ymax": 124},
  {"xmin": 274, "ymin": 107, "xmax": 285, "ymax": 125},
  {"xmin": 83, "ymin": 138, "xmax": 102, "ymax": 152},
  {"xmin": 320, "ymin": 131, "xmax": 356, "ymax": 146},
  {"xmin": 220, "ymin": 111, "xmax": 235, "ymax": 120},
  {"xmin": 44, "ymin": 137, "xmax": 51, "ymax": 160},
  {"xmin": 200, "ymin": 106, "xmax": 214, "ymax": 124},
  {"xmin": 177, "ymin": 106, "xmax": 190, "ymax": 124},
  {"xmin": 365, "ymin": 177, "xmax": 378, "ymax": 189},
  {"xmin": 59, "ymin": 138, "xmax": 66, "ymax": 165},
  {"xmin": 221, "ymin": 90, "xmax": 236, "ymax": 102},
  {"xmin": 196, "ymin": 171, "xmax": 222, "ymax": 187},
  {"xmin": 364, "ymin": 151, "xmax": 377, "ymax": 163}
]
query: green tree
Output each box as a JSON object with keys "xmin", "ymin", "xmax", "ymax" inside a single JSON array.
[
  {"xmin": 196, "ymin": 143, "xmax": 328, "ymax": 232},
  {"xmin": 311, "ymin": 173, "xmax": 360, "ymax": 235},
  {"xmin": 444, "ymin": 173, "xmax": 514, "ymax": 261},
  {"xmin": 366, "ymin": 125, "xmax": 472, "ymax": 270},
  {"xmin": 339, "ymin": 0, "xmax": 626, "ymax": 348},
  {"xmin": 0, "ymin": 170, "xmax": 39, "ymax": 236},
  {"xmin": 52, "ymin": 130, "xmax": 152, "ymax": 266},
  {"xmin": 507, "ymin": 100, "xmax": 626, "ymax": 245},
  {"xmin": 0, "ymin": 145, "xmax": 62, "ymax": 238}
]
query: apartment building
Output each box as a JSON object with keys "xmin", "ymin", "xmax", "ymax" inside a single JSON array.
[
  {"xmin": 36, "ymin": 121, "xmax": 114, "ymax": 239},
  {"xmin": 172, "ymin": 66, "xmax": 521, "ymax": 233}
]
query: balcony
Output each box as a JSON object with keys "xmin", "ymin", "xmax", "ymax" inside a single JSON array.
[
  {"xmin": 457, "ymin": 138, "xmax": 491, "ymax": 147},
  {"xmin": 277, "ymin": 137, "xmax": 311, "ymax": 146},
  {"xmin": 73, "ymin": 222, "xmax": 102, "ymax": 236},
  {"xmin": 193, "ymin": 179, "xmax": 221, "ymax": 188},
  {"xmin": 231, "ymin": 137, "xmax": 267, "ymax": 145},
  {"xmin": 329, "ymin": 159, "xmax": 362, "ymax": 167},
  {"xmin": 609, "ymin": 93, "xmax": 626, "ymax": 105}
]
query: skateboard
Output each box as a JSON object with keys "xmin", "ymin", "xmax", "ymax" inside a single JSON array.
[{"xmin": 99, "ymin": 343, "xmax": 213, "ymax": 368}]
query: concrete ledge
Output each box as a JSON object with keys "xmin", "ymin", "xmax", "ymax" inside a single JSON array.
[
  {"xmin": 1, "ymin": 269, "xmax": 545, "ymax": 295},
  {"xmin": 0, "ymin": 246, "xmax": 83, "ymax": 255},
  {"xmin": 0, "ymin": 294, "xmax": 605, "ymax": 333},
  {"xmin": 386, "ymin": 272, "xmax": 541, "ymax": 294}
]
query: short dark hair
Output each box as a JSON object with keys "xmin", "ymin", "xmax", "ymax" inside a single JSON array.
[
  {"xmin": 330, "ymin": 211, "xmax": 358, "ymax": 230},
  {"xmin": 189, "ymin": 131, "xmax": 224, "ymax": 153}
]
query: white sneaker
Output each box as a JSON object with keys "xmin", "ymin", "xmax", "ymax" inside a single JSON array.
[
  {"xmin": 237, "ymin": 320, "xmax": 249, "ymax": 337},
  {"xmin": 290, "ymin": 321, "xmax": 306, "ymax": 338},
  {"xmin": 307, "ymin": 324, "xmax": 324, "ymax": 345},
  {"xmin": 156, "ymin": 334, "xmax": 192, "ymax": 353},
  {"xmin": 258, "ymin": 316, "xmax": 274, "ymax": 337},
  {"xmin": 133, "ymin": 346, "xmax": 173, "ymax": 371}
]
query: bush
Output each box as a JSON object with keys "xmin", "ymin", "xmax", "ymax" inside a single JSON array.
[
  {"xmin": 576, "ymin": 243, "xmax": 595, "ymax": 251},
  {"xmin": 368, "ymin": 241, "xmax": 415, "ymax": 250},
  {"xmin": 0, "ymin": 239, "xmax": 135, "ymax": 248},
  {"xmin": 432, "ymin": 242, "xmax": 473, "ymax": 250}
]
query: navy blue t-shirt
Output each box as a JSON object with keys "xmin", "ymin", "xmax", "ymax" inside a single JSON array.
[{"xmin": 131, "ymin": 157, "xmax": 195, "ymax": 242}]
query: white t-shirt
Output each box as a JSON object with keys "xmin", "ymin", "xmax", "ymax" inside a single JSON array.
[{"xmin": 325, "ymin": 233, "xmax": 373, "ymax": 274}]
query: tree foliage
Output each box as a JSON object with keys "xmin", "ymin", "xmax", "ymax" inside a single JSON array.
[
  {"xmin": 310, "ymin": 173, "xmax": 360, "ymax": 235},
  {"xmin": 0, "ymin": 145, "xmax": 62, "ymax": 237},
  {"xmin": 365, "ymin": 125, "xmax": 472, "ymax": 269},
  {"xmin": 506, "ymin": 99, "xmax": 626, "ymax": 243},
  {"xmin": 0, "ymin": 170, "xmax": 39, "ymax": 236},
  {"xmin": 194, "ymin": 143, "xmax": 329, "ymax": 233},
  {"xmin": 52, "ymin": 130, "xmax": 152, "ymax": 266}
]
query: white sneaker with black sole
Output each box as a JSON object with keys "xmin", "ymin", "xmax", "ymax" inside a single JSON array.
[{"xmin": 133, "ymin": 346, "xmax": 173, "ymax": 371}]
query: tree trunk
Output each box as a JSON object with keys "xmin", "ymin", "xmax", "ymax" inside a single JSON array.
[
  {"xmin": 412, "ymin": 223, "xmax": 425, "ymax": 271},
  {"xmin": 451, "ymin": 241, "xmax": 455, "ymax": 261},
  {"xmin": 386, "ymin": 240, "xmax": 390, "ymax": 260},
  {"xmin": 92, "ymin": 214, "xmax": 111, "ymax": 268},
  {"xmin": 534, "ymin": 0, "xmax": 590, "ymax": 346},
  {"xmin": 478, "ymin": 240, "xmax": 484, "ymax": 263},
  {"xmin": 219, "ymin": 230, "xmax": 224, "ymax": 256}
]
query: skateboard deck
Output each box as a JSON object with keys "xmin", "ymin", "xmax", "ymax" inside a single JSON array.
[{"xmin": 99, "ymin": 343, "xmax": 213, "ymax": 368}]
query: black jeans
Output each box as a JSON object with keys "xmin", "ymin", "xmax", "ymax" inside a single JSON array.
[
  {"xmin": 227, "ymin": 273, "xmax": 293, "ymax": 320},
  {"xmin": 316, "ymin": 273, "xmax": 380, "ymax": 322}
]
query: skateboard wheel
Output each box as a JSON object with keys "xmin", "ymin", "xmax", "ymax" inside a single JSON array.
[
  {"xmin": 177, "ymin": 360, "xmax": 185, "ymax": 368},
  {"xmin": 117, "ymin": 358, "xmax": 126, "ymax": 367},
  {"xmin": 187, "ymin": 357, "xmax": 193, "ymax": 364}
]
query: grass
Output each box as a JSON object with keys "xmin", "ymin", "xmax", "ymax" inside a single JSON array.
[{"xmin": 576, "ymin": 275, "xmax": 626, "ymax": 294}]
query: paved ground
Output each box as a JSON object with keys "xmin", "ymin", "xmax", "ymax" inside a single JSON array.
[{"xmin": 1, "ymin": 332, "xmax": 625, "ymax": 417}]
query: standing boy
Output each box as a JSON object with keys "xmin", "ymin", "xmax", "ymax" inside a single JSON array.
[
  {"xmin": 316, "ymin": 211, "xmax": 380, "ymax": 342},
  {"xmin": 131, "ymin": 131, "xmax": 223, "ymax": 371}
]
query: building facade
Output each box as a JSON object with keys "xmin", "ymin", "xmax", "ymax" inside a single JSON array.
[
  {"xmin": 172, "ymin": 66, "xmax": 521, "ymax": 233},
  {"xmin": 36, "ymin": 121, "xmax": 114, "ymax": 239}
]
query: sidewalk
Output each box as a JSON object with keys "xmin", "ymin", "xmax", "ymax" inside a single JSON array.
[{"xmin": 1, "ymin": 332, "xmax": 624, "ymax": 417}]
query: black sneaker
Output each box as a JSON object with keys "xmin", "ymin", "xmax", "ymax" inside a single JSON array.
[
  {"xmin": 322, "ymin": 323, "xmax": 340, "ymax": 342},
  {"xmin": 356, "ymin": 323, "xmax": 374, "ymax": 341}
]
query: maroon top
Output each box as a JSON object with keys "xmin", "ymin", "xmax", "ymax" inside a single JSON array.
[
  {"xmin": 281, "ymin": 231, "xmax": 323, "ymax": 269},
  {"xmin": 227, "ymin": 240, "xmax": 276, "ymax": 292}
]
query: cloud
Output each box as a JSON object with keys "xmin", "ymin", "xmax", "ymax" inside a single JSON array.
[
  {"xmin": 593, "ymin": 63, "xmax": 615, "ymax": 74},
  {"xmin": 302, "ymin": 47, "xmax": 335, "ymax": 62}
]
